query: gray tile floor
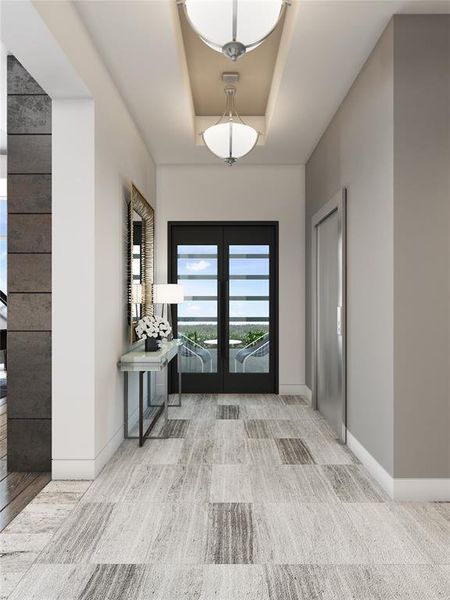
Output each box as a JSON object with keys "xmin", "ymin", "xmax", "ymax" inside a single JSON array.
[{"xmin": 1, "ymin": 394, "xmax": 449, "ymax": 599}]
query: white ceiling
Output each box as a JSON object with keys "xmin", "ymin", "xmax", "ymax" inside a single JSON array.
[{"xmin": 75, "ymin": 0, "xmax": 450, "ymax": 165}]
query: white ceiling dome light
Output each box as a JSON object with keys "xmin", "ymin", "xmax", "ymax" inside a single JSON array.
[
  {"xmin": 179, "ymin": 0, "xmax": 290, "ymax": 61},
  {"xmin": 202, "ymin": 79, "xmax": 259, "ymax": 165}
]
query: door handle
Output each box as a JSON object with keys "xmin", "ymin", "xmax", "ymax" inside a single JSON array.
[
  {"xmin": 218, "ymin": 279, "xmax": 226, "ymax": 358},
  {"xmin": 222, "ymin": 279, "xmax": 229, "ymax": 358}
]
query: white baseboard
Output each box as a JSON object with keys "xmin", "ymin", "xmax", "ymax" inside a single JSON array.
[
  {"xmin": 347, "ymin": 430, "xmax": 394, "ymax": 498},
  {"xmin": 279, "ymin": 384, "xmax": 312, "ymax": 404},
  {"xmin": 347, "ymin": 430, "xmax": 450, "ymax": 501},
  {"xmin": 52, "ymin": 425, "xmax": 123, "ymax": 480},
  {"xmin": 52, "ymin": 459, "xmax": 96, "ymax": 480},
  {"xmin": 301, "ymin": 385, "xmax": 312, "ymax": 405},
  {"xmin": 93, "ymin": 425, "xmax": 124, "ymax": 478},
  {"xmin": 393, "ymin": 478, "xmax": 450, "ymax": 502}
]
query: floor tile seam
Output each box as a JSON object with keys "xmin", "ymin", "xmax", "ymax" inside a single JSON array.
[{"xmin": 29, "ymin": 559, "xmax": 441, "ymax": 567}]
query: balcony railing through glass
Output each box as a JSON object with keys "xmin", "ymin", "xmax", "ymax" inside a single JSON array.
[{"xmin": 176, "ymin": 244, "xmax": 270, "ymax": 374}]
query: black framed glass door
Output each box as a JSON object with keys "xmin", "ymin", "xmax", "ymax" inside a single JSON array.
[{"xmin": 169, "ymin": 222, "xmax": 278, "ymax": 394}]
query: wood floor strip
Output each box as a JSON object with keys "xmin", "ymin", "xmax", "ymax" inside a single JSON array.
[
  {"xmin": 0, "ymin": 458, "xmax": 7, "ymax": 481},
  {"xmin": 0, "ymin": 471, "xmax": 39, "ymax": 511},
  {"xmin": 0, "ymin": 409, "xmax": 6, "ymax": 431},
  {"xmin": 0, "ymin": 472, "xmax": 50, "ymax": 531}
]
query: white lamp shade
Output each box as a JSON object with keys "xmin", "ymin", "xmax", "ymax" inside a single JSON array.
[
  {"xmin": 202, "ymin": 121, "xmax": 258, "ymax": 161},
  {"xmin": 153, "ymin": 284, "xmax": 184, "ymax": 304},
  {"xmin": 184, "ymin": 0, "xmax": 285, "ymax": 51}
]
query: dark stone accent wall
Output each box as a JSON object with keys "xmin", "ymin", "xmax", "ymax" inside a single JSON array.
[{"xmin": 7, "ymin": 57, "xmax": 52, "ymax": 471}]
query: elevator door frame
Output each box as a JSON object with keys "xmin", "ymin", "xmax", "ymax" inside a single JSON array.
[{"xmin": 311, "ymin": 189, "xmax": 347, "ymax": 442}]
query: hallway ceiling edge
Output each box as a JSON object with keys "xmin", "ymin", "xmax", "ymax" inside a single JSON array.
[{"xmin": 75, "ymin": 0, "xmax": 450, "ymax": 166}]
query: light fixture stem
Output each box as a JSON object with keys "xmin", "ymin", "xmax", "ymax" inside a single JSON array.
[
  {"xmin": 224, "ymin": 85, "xmax": 236, "ymax": 119},
  {"xmin": 232, "ymin": 0, "xmax": 238, "ymax": 42}
]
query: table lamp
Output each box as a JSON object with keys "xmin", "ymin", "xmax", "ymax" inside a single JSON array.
[{"xmin": 152, "ymin": 283, "xmax": 184, "ymax": 339}]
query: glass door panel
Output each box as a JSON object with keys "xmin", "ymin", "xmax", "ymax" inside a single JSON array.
[
  {"xmin": 228, "ymin": 245, "xmax": 270, "ymax": 374},
  {"xmin": 177, "ymin": 244, "xmax": 218, "ymax": 374}
]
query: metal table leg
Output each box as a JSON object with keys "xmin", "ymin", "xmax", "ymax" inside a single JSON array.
[
  {"xmin": 139, "ymin": 369, "xmax": 169, "ymax": 444},
  {"xmin": 124, "ymin": 371, "xmax": 129, "ymax": 439},
  {"xmin": 139, "ymin": 371, "xmax": 144, "ymax": 447},
  {"xmin": 124, "ymin": 348, "xmax": 182, "ymax": 446},
  {"xmin": 164, "ymin": 379, "xmax": 169, "ymax": 427},
  {"xmin": 167, "ymin": 349, "xmax": 182, "ymax": 408}
]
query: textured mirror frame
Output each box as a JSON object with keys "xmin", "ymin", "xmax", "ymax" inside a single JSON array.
[{"xmin": 128, "ymin": 183, "xmax": 154, "ymax": 343}]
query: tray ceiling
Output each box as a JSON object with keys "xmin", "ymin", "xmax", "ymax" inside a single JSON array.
[
  {"xmin": 178, "ymin": 5, "xmax": 285, "ymax": 117},
  {"xmin": 75, "ymin": 0, "xmax": 450, "ymax": 165}
]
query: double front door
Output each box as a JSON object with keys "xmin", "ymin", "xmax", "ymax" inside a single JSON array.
[{"xmin": 169, "ymin": 222, "xmax": 278, "ymax": 393}]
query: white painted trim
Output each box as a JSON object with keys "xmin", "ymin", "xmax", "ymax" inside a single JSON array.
[
  {"xmin": 52, "ymin": 459, "xmax": 95, "ymax": 480},
  {"xmin": 393, "ymin": 478, "xmax": 450, "ymax": 502},
  {"xmin": 1, "ymin": 0, "xmax": 90, "ymax": 98},
  {"xmin": 301, "ymin": 385, "xmax": 312, "ymax": 405},
  {"xmin": 52, "ymin": 98, "xmax": 96, "ymax": 474},
  {"xmin": 93, "ymin": 425, "xmax": 124, "ymax": 478},
  {"xmin": 347, "ymin": 430, "xmax": 450, "ymax": 501},
  {"xmin": 347, "ymin": 430, "xmax": 394, "ymax": 497},
  {"xmin": 52, "ymin": 425, "xmax": 123, "ymax": 480}
]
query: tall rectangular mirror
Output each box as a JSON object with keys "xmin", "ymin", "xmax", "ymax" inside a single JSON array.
[{"xmin": 128, "ymin": 183, "xmax": 154, "ymax": 343}]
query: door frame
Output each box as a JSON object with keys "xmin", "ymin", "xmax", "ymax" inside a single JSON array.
[
  {"xmin": 311, "ymin": 189, "xmax": 347, "ymax": 442},
  {"xmin": 168, "ymin": 221, "xmax": 279, "ymax": 394}
]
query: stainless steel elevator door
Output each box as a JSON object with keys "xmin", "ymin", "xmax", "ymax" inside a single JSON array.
[{"xmin": 316, "ymin": 209, "xmax": 342, "ymax": 438}]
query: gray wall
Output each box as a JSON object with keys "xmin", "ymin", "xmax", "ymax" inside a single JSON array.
[
  {"xmin": 306, "ymin": 15, "xmax": 450, "ymax": 479},
  {"xmin": 7, "ymin": 57, "xmax": 51, "ymax": 471},
  {"xmin": 393, "ymin": 15, "xmax": 450, "ymax": 478},
  {"xmin": 306, "ymin": 23, "xmax": 395, "ymax": 474}
]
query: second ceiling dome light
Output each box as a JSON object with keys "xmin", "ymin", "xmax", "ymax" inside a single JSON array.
[
  {"xmin": 202, "ymin": 76, "xmax": 259, "ymax": 165},
  {"xmin": 179, "ymin": 0, "xmax": 290, "ymax": 61}
]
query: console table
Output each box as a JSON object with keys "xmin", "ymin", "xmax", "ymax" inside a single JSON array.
[{"xmin": 118, "ymin": 339, "xmax": 182, "ymax": 446}]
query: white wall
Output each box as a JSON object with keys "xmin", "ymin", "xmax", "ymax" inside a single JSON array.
[
  {"xmin": 52, "ymin": 99, "xmax": 96, "ymax": 477},
  {"xmin": 0, "ymin": 40, "xmax": 6, "ymax": 159},
  {"xmin": 3, "ymin": 0, "xmax": 157, "ymax": 478},
  {"xmin": 35, "ymin": 1, "xmax": 156, "ymax": 477},
  {"xmin": 156, "ymin": 165, "xmax": 306, "ymax": 393}
]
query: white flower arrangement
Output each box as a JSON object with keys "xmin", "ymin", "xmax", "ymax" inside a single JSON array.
[{"xmin": 135, "ymin": 315, "xmax": 172, "ymax": 340}]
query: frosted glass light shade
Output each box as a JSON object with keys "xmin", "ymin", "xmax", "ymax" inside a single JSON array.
[
  {"xmin": 202, "ymin": 121, "xmax": 258, "ymax": 164},
  {"xmin": 183, "ymin": 0, "xmax": 286, "ymax": 59},
  {"xmin": 153, "ymin": 284, "xmax": 184, "ymax": 304}
]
